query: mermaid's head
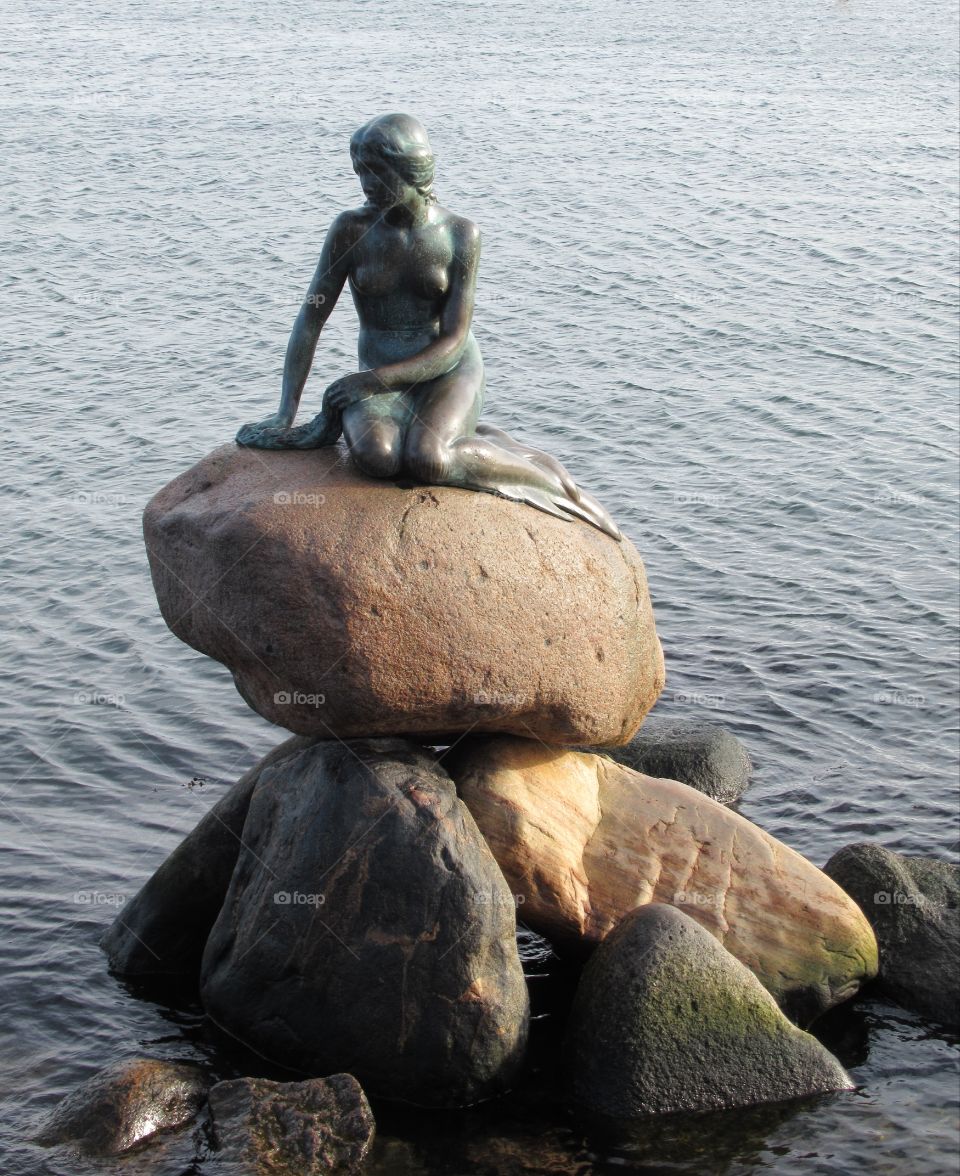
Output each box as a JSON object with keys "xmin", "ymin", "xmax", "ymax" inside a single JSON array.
[{"xmin": 350, "ymin": 113, "xmax": 436, "ymax": 208}]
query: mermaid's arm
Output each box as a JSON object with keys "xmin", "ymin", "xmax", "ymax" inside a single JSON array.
[
  {"xmin": 237, "ymin": 214, "xmax": 357, "ymax": 448},
  {"xmin": 275, "ymin": 212, "xmax": 356, "ymax": 425}
]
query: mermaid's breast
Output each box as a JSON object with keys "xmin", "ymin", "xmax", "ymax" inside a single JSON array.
[
  {"xmin": 351, "ymin": 262, "xmax": 449, "ymax": 301},
  {"xmin": 350, "ymin": 265, "xmax": 396, "ymax": 298}
]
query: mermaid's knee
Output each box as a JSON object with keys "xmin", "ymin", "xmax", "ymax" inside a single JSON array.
[
  {"xmin": 352, "ymin": 433, "xmax": 403, "ymax": 479},
  {"xmin": 404, "ymin": 435, "xmax": 452, "ymax": 484}
]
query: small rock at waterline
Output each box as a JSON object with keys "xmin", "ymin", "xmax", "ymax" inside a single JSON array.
[
  {"xmin": 34, "ymin": 1057, "xmax": 208, "ymax": 1156},
  {"xmin": 208, "ymin": 1074, "xmax": 374, "ymax": 1175},
  {"xmin": 563, "ymin": 904, "xmax": 853, "ymax": 1119},
  {"xmin": 591, "ymin": 715, "xmax": 751, "ymax": 804},
  {"xmin": 823, "ymin": 842, "xmax": 959, "ymax": 1027}
]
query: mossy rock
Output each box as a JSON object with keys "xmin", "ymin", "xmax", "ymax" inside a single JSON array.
[{"xmin": 563, "ymin": 904, "xmax": 852, "ymax": 1118}]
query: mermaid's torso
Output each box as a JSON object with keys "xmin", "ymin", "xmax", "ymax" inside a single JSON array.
[{"xmin": 346, "ymin": 204, "xmax": 478, "ymax": 376}]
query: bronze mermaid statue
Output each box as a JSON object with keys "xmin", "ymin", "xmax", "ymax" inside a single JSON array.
[{"xmin": 236, "ymin": 113, "xmax": 620, "ymax": 541}]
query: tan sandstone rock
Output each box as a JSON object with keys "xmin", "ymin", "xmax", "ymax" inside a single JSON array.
[
  {"xmin": 446, "ymin": 736, "xmax": 878, "ymax": 1020},
  {"xmin": 143, "ymin": 444, "xmax": 664, "ymax": 744}
]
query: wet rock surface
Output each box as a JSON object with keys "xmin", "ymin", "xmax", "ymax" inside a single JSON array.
[
  {"xmin": 208, "ymin": 1074, "xmax": 375, "ymax": 1174},
  {"xmin": 34, "ymin": 1057, "xmax": 208, "ymax": 1156}
]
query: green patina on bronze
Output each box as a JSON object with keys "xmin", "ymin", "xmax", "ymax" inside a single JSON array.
[{"xmin": 236, "ymin": 112, "xmax": 620, "ymax": 540}]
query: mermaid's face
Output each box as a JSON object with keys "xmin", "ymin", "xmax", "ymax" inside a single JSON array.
[{"xmin": 353, "ymin": 152, "xmax": 411, "ymax": 209}]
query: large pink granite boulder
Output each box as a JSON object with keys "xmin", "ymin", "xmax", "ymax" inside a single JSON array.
[{"xmin": 143, "ymin": 444, "xmax": 664, "ymax": 744}]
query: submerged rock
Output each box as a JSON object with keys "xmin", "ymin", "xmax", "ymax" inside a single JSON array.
[
  {"xmin": 101, "ymin": 735, "xmax": 317, "ymax": 976},
  {"xmin": 200, "ymin": 739, "xmax": 529, "ymax": 1107},
  {"xmin": 564, "ymin": 904, "xmax": 853, "ymax": 1118},
  {"xmin": 592, "ymin": 715, "xmax": 751, "ymax": 804},
  {"xmin": 823, "ymin": 842, "xmax": 959, "ymax": 1026},
  {"xmin": 208, "ymin": 1074, "xmax": 374, "ymax": 1174},
  {"xmin": 446, "ymin": 736, "xmax": 878, "ymax": 1020},
  {"xmin": 34, "ymin": 1057, "xmax": 208, "ymax": 1156},
  {"xmin": 143, "ymin": 444, "xmax": 664, "ymax": 745}
]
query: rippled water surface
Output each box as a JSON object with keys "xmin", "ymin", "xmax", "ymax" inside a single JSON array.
[{"xmin": 2, "ymin": 0, "xmax": 958, "ymax": 1171}]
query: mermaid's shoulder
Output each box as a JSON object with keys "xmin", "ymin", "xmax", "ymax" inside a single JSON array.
[
  {"xmin": 434, "ymin": 208, "xmax": 480, "ymax": 262},
  {"xmin": 328, "ymin": 204, "xmax": 376, "ymax": 242}
]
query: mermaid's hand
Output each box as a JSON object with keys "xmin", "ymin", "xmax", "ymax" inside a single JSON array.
[
  {"xmin": 324, "ymin": 371, "xmax": 385, "ymax": 411},
  {"xmin": 236, "ymin": 409, "xmax": 342, "ymax": 451},
  {"xmin": 236, "ymin": 414, "xmax": 295, "ymax": 449}
]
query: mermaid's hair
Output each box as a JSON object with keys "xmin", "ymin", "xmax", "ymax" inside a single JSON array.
[{"xmin": 350, "ymin": 113, "xmax": 437, "ymax": 203}]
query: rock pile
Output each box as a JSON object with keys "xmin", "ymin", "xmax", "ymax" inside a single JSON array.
[
  {"xmin": 95, "ymin": 443, "xmax": 893, "ymax": 1153},
  {"xmin": 36, "ymin": 1059, "xmax": 374, "ymax": 1174}
]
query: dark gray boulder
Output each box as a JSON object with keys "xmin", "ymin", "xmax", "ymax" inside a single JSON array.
[
  {"xmin": 200, "ymin": 738, "xmax": 529, "ymax": 1108},
  {"xmin": 563, "ymin": 904, "xmax": 852, "ymax": 1119},
  {"xmin": 591, "ymin": 716, "xmax": 751, "ymax": 803},
  {"xmin": 34, "ymin": 1057, "xmax": 208, "ymax": 1156},
  {"xmin": 823, "ymin": 842, "xmax": 959, "ymax": 1026},
  {"xmin": 208, "ymin": 1074, "xmax": 374, "ymax": 1174},
  {"xmin": 101, "ymin": 736, "xmax": 318, "ymax": 975}
]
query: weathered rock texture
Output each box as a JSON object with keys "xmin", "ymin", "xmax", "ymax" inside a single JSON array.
[
  {"xmin": 101, "ymin": 736, "xmax": 317, "ymax": 976},
  {"xmin": 823, "ymin": 842, "xmax": 959, "ymax": 1026},
  {"xmin": 208, "ymin": 1074, "xmax": 374, "ymax": 1174},
  {"xmin": 34, "ymin": 1058, "xmax": 208, "ymax": 1156},
  {"xmin": 592, "ymin": 715, "xmax": 751, "ymax": 804},
  {"xmin": 143, "ymin": 444, "xmax": 663, "ymax": 744},
  {"xmin": 564, "ymin": 905, "xmax": 853, "ymax": 1118},
  {"xmin": 446, "ymin": 737, "xmax": 878, "ymax": 1020},
  {"xmin": 200, "ymin": 739, "xmax": 529, "ymax": 1107}
]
